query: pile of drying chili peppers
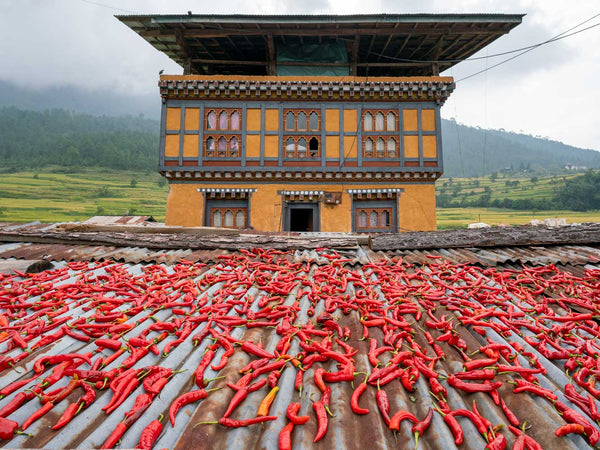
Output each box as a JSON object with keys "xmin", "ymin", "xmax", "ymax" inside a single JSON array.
[{"xmin": 0, "ymin": 248, "xmax": 599, "ymax": 449}]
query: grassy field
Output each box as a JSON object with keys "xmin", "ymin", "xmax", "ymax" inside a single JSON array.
[
  {"xmin": 0, "ymin": 169, "xmax": 168, "ymax": 223},
  {"xmin": 436, "ymin": 208, "xmax": 600, "ymax": 229},
  {"xmin": 0, "ymin": 169, "xmax": 599, "ymax": 228},
  {"xmin": 437, "ymin": 172, "xmax": 581, "ymax": 204}
]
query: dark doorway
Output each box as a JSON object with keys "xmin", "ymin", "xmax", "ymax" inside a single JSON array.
[
  {"xmin": 283, "ymin": 202, "xmax": 320, "ymax": 232},
  {"xmin": 290, "ymin": 208, "xmax": 313, "ymax": 232}
]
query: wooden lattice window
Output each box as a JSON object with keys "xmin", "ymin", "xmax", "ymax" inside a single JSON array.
[
  {"xmin": 284, "ymin": 136, "xmax": 320, "ymax": 158},
  {"xmin": 362, "ymin": 110, "xmax": 398, "ymax": 132},
  {"xmin": 362, "ymin": 136, "xmax": 397, "ymax": 158},
  {"xmin": 204, "ymin": 135, "xmax": 241, "ymax": 157},
  {"xmin": 353, "ymin": 199, "xmax": 396, "ymax": 232},
  {"xmin": 283, "ymin": 109, "xmax": 321, "ymax": 131},
  {"xmin": 355, "ymin": 207, "xmax": 393, "ymax": 231},
  {"xmin": 209, "ymin": 207, "xmax": 247, "ymax": 229},
  {"xmin": 205, "ymin": 109, "xmax": 242, "ymax": 131}
]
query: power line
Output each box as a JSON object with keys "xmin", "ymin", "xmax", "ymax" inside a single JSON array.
[
  {"xmin": 366, "ymin": 13, "xmax": 600, "ymax": 65},
  {"xmin": 75, "ymin": 0, "xmax": 136, "ymax": 14},
  {"xmin": 456, "ymin": 18, "xmax": 600, "ymax": 83}
]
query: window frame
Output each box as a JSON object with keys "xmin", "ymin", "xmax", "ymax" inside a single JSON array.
[
  {"xmin": 203, "ymin": 134, "xmax": 242, "ymax": 158},
  {"xmin": 353, "ymin": 199, "xmax": 397, "ymax": 233},
  {"xmin": 204, "ymin": 108, "xmax": 242, "ymax": 131},
  {"xmin": 205, "ymin": 199, "xmax": 249, "ymax": 229},
  {"xmin": 283, "ymin": 135, "xmax": 321, "ymax": 158},
  {"xmin": 283, "ymin": 109, "xmax": 321, "ymax": 132}
]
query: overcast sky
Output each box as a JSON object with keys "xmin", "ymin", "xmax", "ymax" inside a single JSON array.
[{"xmin": 1, "ymin": 0, "xmax": 598, "ymax": 150}]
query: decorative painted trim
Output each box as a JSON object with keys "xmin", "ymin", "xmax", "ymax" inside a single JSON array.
[
  {"xmin": 347, "ymin": 188, "xmax": 403, "ymax": 194},
  {"xmin": 158, "ymin": 79, "xmax": 455, "ymax": 105},
  {"xmin": 198, "ymin": 187, "xmax": 257, "ymax": 199},
  {"xmin": 164, "ymin": 170, "xmax": 441, "ymax": 183}
]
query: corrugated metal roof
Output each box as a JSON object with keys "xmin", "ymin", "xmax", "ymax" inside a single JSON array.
[
  {"xmin": 1, "ymin": 248, "xmax": 600, "ymax": 449},
  {"xmin": 81, "ymin": 216, "xmax": 156, "ymax": 226}
]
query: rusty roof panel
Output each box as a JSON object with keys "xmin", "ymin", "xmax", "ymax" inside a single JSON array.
[
  {"xmin": 1, "ymin": 253, "xmax": 599, "ymax": 448},
  {"xmin": 82, "ymin": 215, "xmax": 156, "ymax": 225}
]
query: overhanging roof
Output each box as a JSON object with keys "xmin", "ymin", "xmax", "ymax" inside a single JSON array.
[{"xmin": 116, "ymin": 14, "xmax": 524, "ymax": 76}]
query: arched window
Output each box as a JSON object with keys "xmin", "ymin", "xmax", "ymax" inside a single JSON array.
[
  {"xmin": 369, "ymin": 211, "xmax": 378, "ymax": 228},
  {"xmin": 235, "ymin": 211, "xmax": 245, "ymax": 228},
  {"xmin": 212, "ymin": 210, "xmax": 221, "ymax": 227},
  {"xmin": 224, "ymin": 210, "xmax": 234, "ymax": 227},
  {"xmin": 286, "ymin": 112, "xmax": 295, "ymax": 131},
  {"xmin": 376, "ymin": 138, "xmax": 385, "ymax": 156},
  {"xmin": 387, "ymin": 138, "xmax": 396, "ymax": 157},
  {"xmin": 286, "ymin": 137, "xmax": 295, "ymax": 156},
  {"xmin": 229, "ymin": 137, "xmax": 239, "ymax": 155},
  {"xmin": 381, "ymin": 210, "xmax": 390, "ymax": 228},
  {"xmin": 363, "ymin": 112, "xmax": 373, "ymax": 131},
  {"xmin": 364, "ymin": 138, "xmax": 373, "ymax": 157},
  {"xmin": 230, "ymin": 111, "xmax": 240, "ymax": 130},
  {"xmin": 375, "ymin": 112, "xmax": 385, "ymax": 131},
  {"xmin": 206, "ymin": 137, "xmax": 215, "ymax": 156},
  {"xmin": 217, "ymin": 137, "xmax": 227, "ymax": 155},
  {"xmin": 297, "ymin": 138, "xmax": 307, "ymax": 155},
  {"xmin": 297, "ymin": 112, "xmax": 307, "ymax": 131},
  {"xmin": 309, "ymin": 137, "xmax": 319, "ymax": 157},
  {"xmin": 207, "ymin": 111, "xmax": 216, "ymax": 130},
  {"xmin": 218, "ymin": 111, "xmax": 228, "ymax": 130},
  {"xmin": 309, "ymin": 112, "xmax": 319, "ymax": 131},
  {"xmin": 358, "ymin": 211, "xmax": 368, "ymax": 228},
  {"xmin": 387, "ymin": 112, "xmax": 396, "ymax": 131}
]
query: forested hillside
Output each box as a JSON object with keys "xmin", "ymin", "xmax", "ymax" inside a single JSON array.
[
  {"xmin": 1, "ymin": 106, "xmax": 599, "ymax": 177},
  {"xmin": 441, "ymin": 119, "xmax": 600, "ymax": 178},
  {"xmin": 0, "ymin": 107, "xmax": 158, "ymax": 171}
]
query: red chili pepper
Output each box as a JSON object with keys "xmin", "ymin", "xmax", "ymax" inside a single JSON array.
[
  {"xmin": 0, "ymin": 391, "xmax": 36, "ymax": 418},
  {"xmin": 217, "ymin": 416, "xmax": 277, "ymax": 427},
  {"xmin": 411, "ymin": 407, "xmax": 433, "ymax": 447},
  {"xmin": 101, "ymin": 421, "xmax": 127, "ymax": 449},
  {"xmin": 350, "ymin": 378, "xmax": 369, "ymax": 415},
  {"xmin": 286, "ymin": 402, "xmax": 310, "ymax": 425},
  {"xmin": 22, "ymin": 401, "xmax": 54, "ymax": 430},
  {"xmin": 169, "ymin": 389, "xmax": 209, "ymax": 426},
  {"xmin": 314, "ymin": 367, "xmax": 327, "ymax": 392},
  {"xmin": 376, "ymin": 389, "xmax": 391, "ymax": 426},
  {"xmin": 556, "ymin": 423, "xmax": 585, "ymax": 437},
  {"xmin": 52, "ymin": 402, "xmax": 79, "ymax": 430},
  {"xmin": 443, "ymin": 412, "xmax": 464, "ymax": 445},
  {"xmin": 278, "ymin": 422, "xmax": 294, "ymax": 450},
  {"xmin": 484, "ymin": 433, "xmax": 507, "ymax": 450},
  {"xmin": 499, "ymin": 399, "xmax": 520, "ymax": 426},
  {"xmin": 240, "ymin": 341, "xmax": 275, "ymax": 359},
  {"xmin": 454, "ymin": 369, "xmax": 496, "ymax": 381},
  {"xmin": 389, "ymin": 410, "xmax": 417, "ymax": 430},
  {"xmin": 313, "ymin": 400, "xmax": 328, "ymax": 442},
  {"xmin": 0, "ymin": 416, "xmax": 22, "ymax": 440},
  {"xmin": 95, "ymin": 338, "xmax": 122, "ymax": 351},
  {"xmin": 447, "ymin": 375, "xmax": 502, "ymax": 393},
  {"xmin": 138, "ymin": 415, "xmax": 164, "ymax": 450}
]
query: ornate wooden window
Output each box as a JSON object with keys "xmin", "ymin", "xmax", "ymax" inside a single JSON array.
[
  {"xmin": 352, "ymin": 198, "xmax": 397, "ymax": 232},
  {"xmin": 284, "ymin": 136, "xmax": 320, "ymax": 158},
  {"xmin": 205, "ymin": 109, "xmax": 241, "ymax": 131},
  {"xmin": 205, "ymin": 198, "xmax": 249, "ymax": 229},
  {"xmin": 355, "ymin": 206, "xmax": 394, "ymax": 231},
  {"xmin": 283, "ymin": 109, "xmax": 321, "ymax": 131},
  {"xmin": 204, "ymin": 135, "xmax": 242, "ymax": 157},
  {"xmin": 362, "ymin": 110, "xmax": 397, "ymax": 132},
  {"xmin": 362, "ymin": 136, "xmax": 397, "ymax": 158},
  {"xmin": 361, "ymin": 109, "xmax": 399, "ymax": 158}
]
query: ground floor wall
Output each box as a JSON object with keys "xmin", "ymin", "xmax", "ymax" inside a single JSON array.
[{"xmin": 165, "ymin": 182, "xmax": 436, "ymax": 232}]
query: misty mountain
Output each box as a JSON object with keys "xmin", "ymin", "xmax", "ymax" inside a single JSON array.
[
  {"xmin": 441, "ymin": 120, "xmax": 600, "ymax": 177},
  {"xmin": 0, "ymin": 80, "xmax": 160, "ymax": 119}
]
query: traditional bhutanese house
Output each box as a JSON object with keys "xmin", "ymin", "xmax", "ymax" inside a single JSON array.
[{"xmin": 117, "ymin": 14, "xmax": 522, "ymax": 232}]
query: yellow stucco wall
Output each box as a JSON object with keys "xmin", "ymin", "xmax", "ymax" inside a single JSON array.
[
  {"xmin": 421, "ymin": 109, "xmax": 436, "ymax": 131},
  {"xmin": 423, "ymin": 135, "xmax": 437, "ymax": 158},
  {"xmin": 185, "ymin": 108, "xmax": 200, "ymax": 130},
  {"xmin": 165, "ymin": 184, "xmax": 205, "ymax": 227},
  {"xmin": 166, "ymin": 108, "xmax": 181, "ymax": 130},
  {"xmin": 398, "ymin": 184, "xmax": 437, "ymax": 231},
  {"xmin": 165, "ymin": 182, "xmax": 436, "ymax": 232}
]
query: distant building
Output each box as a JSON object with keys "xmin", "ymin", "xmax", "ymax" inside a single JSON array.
[
  {"xmin": 118, "ymin": 14, "xmax": 521, "ymax": 232},
  {"xmin": 565, "ymin": 164, "xmax": 588, "ymax": 171}
]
